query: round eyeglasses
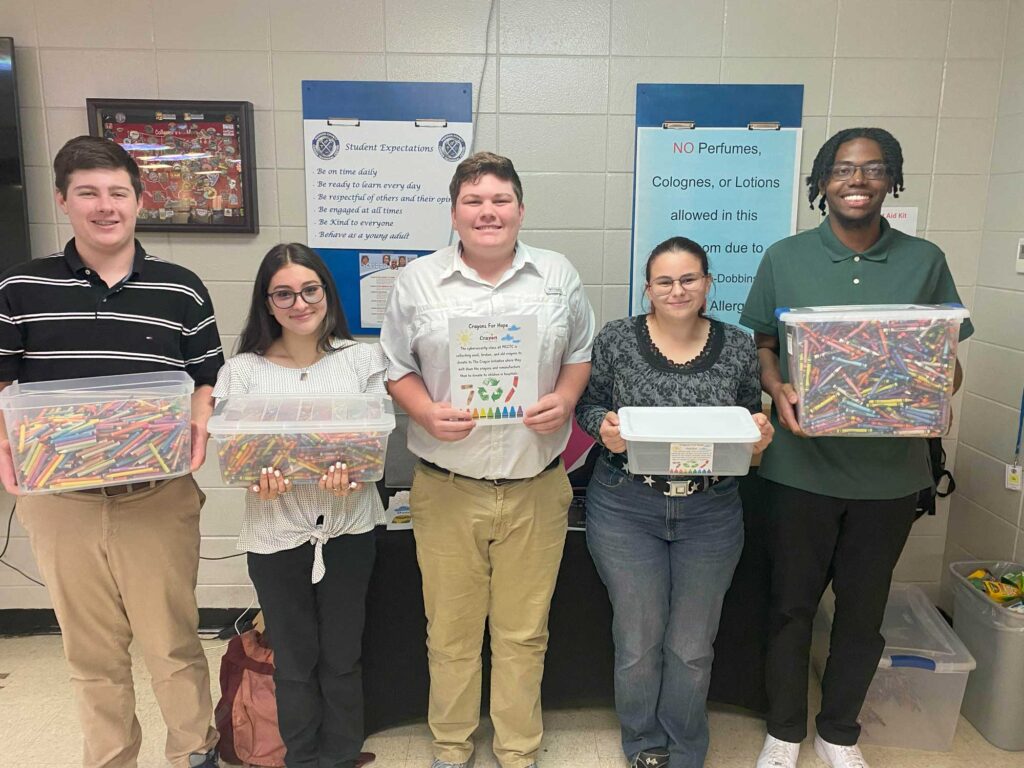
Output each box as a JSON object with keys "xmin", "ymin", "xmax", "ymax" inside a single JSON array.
[
  {"xmin": 648, "ymin": 274, "xmax": 708, "ymax": 296},
  {"xmin": 828, "ymin": 162, "xmax": 888, "ymax": 181},
  {"xmin": 267, "ymin": 284, "xmax": 326, "ymax": 309}
]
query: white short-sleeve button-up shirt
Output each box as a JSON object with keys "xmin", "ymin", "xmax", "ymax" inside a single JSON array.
[{"xmin": 380, "ymin": 242, "xmax": 595, "ymax": 480}]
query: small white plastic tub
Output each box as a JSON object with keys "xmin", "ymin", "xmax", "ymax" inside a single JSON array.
[{"xmin": 616, "ymin": 406, "xmax": 760, "ymax": 476}]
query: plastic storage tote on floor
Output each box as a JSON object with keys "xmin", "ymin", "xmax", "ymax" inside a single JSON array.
[
  {"xmin": 616, "ymin": 406, "xmax": 761, "ymax": 477},
  {"xmin": 950, "ymin": 560, "xmax": 1024, "ymax": 751},
  {"xmin": 811, "ymin": 583, "xmax": 975, "ymax": 751}
]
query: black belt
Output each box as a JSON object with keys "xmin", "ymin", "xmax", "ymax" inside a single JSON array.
[
  {"xmin": 628, "ymin": 471, "xmax": 722, "ymax": 497},
  {"xmin": 420, "ymin": 456, "xmax": 561, "ymax": 485},
  {"xmin": 75, "ymin": 479, "xmax": 168, "ymax": 497}
]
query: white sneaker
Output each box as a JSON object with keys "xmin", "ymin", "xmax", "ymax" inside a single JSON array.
[
  {"xmin": 813, "ymin": 735, "xmax": 870, "ymax": 768},
  {"xmin": 754, "ymin": 734, "xmax": 800, "ymax": 768}
]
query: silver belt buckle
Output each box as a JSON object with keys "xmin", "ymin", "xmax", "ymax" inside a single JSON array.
[{"xmin": 664, "ymin": 479, "xmax": 698, "ymax": 497}]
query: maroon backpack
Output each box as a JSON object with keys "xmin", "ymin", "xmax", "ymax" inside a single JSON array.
[
  {"xmin": 214, "ymin": 630, "xmax": 376, "ymax": 767},
  {"xmin": 215, "ymin": 630, "xmax": 287, "ymax": 767}
]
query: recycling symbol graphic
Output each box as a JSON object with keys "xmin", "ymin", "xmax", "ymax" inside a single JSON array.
[{"xmin": 477, "ymin": 378, "xmax": 504, "ymax": 402}]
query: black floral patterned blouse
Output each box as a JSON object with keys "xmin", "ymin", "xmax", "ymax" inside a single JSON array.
[{"xmin": 575, "ymin": 315, "xmax": 761, "ymax": 471}]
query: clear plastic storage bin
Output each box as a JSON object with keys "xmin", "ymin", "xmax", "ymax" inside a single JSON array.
[
  {"xmin": 811, "ymin": 583, "xmax": 975, "ymax": 752},
  {"xmin": 776, "ymin": 304, "xmax": 969, "ymax": 437},
  {"xmin": 208, "ymin": 394, "xmax": 396, "ymax": 485},
  {"xmin": 0, "ymin": 371, "xmax": 194, "ymax": 494},
  {"xmin": 950, "ymin": 561, "xmax": 1024, "ymax": 751},
  {"xmin": 616, "ymin": 406, "xmax": 760, "ymax": 476}
]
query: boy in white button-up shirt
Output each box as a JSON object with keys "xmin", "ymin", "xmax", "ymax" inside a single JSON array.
[{"xmin": 381, "ymin": 152, "xmax": 595, "ymax": 768}]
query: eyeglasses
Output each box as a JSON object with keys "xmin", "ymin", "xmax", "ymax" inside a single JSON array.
[
  {"xmin": 648, "ymin": 274, "xmax": 707, "ymax": 296},
  {"xmin": 828, "ymin": 162, "xmax": 888, "ymax": 181},
  {"xmin": 267, "ymin": 284, "xmax": 325, "ymax": 309}
]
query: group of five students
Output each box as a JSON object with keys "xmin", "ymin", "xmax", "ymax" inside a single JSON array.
[{"xmin": 0, "ymin": 129, "xmax": 969, "ymax": 768}]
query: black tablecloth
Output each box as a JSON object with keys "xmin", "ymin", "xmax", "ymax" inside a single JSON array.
[{"xmin": 361, "ymin": 473, "xmax": 770, "ymax": 734}]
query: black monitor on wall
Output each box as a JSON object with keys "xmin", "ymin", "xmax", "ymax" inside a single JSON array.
[{"xmin": 0, "ymin": 37, "xmax": 31, "ymax": 272}]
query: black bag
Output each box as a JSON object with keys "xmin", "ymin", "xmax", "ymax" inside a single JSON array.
[{"xmin": 915, "ymin": 437, "xmax": 955, "ymax": 519}]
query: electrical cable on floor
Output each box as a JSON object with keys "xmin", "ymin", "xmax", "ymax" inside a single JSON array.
[
  {"xmin": 200, "ymin": 585, "xmax": 258, "ymax": 648},
  {"xmin": 2, "ymin": 494, "xmax": 254, "ymax": 641},
  {"xmin": 0, "ymin": 500, "xmax": 45, "ymax": 587}
]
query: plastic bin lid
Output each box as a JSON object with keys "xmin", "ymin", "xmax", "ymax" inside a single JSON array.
[
  {"xmin": 874, "ymin": 584, "xmax": 975, "ymax": 673},
  {"xmin": 774, "ymin": 303, "xmax": 970, "ymax": 323},
  {"xmin": 208, "ymin": 393, "xmax": 396, "ymax": 435},
  {"xmin": 617, "ymin": 406, "xmax": 760, "ymax": 443},
  {"xmin": 0, "ymin": 371, "xmax": 194, "ymax": 406}
]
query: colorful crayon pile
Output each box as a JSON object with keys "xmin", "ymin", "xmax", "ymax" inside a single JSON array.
[
  {"xmin": 966, "ymin": 567, "xmax": 1024, "ymax": 614},
  {"xmin": 786, "ymin": 317, "xmax": 961, "ymax": 436},
  {"xmin": 7, "ymin": 398, "xmax": 191, "ymax": 493},
  {"xmin": 209, "ymin": 395, "xmax": 394, "ymax": 485},
  {"xmin": 215, "ymin": 432, "xmax": 388, "ymax": 485}
]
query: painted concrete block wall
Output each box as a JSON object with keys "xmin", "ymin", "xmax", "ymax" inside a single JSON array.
[
  {"xmin": 940, "ymin": 0, "xmax": 1024, "ymax": 613},
  {"xmin": 0, "ymin": 0, "xmax": 1016, "ymax": 607}
]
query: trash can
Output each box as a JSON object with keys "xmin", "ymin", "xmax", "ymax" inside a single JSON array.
[{"xmin": 950, "ymin": 560, "xmax": 1024, "ymax": 751}]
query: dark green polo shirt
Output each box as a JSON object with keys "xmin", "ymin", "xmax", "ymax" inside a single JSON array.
[{"xmin": 740, "ymin": 217, "xmax": 974, "ymax": 499}]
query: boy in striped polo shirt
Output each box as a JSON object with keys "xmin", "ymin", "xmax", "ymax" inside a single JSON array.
[{"xmin": 0, "ymin": 136, "xmax": 224, "ymax": 768}]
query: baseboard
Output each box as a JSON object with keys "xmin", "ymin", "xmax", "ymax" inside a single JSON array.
[
  {"xmin": 0, "ymin": 608, "xmax": 256, "ymax": 637},
  {"xmin": 0, "ymin": 608, "xmax": 59, "ymax": 636}
]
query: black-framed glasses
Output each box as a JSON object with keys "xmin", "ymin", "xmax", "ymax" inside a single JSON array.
[
  {"xmin": 828, "ymin": 162, "xmax": 888, "ymax": 181},
  {"xmin": 648, "ymin": 274, "xmax": 707, "ymax": 296},
  {"xmin": 267, "ymin": 284, "xmax": 325, "ymax": 309}
]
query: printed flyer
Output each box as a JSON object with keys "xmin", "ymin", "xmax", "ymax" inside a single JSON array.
[{"xmin": 448, "ymin": 316, "xmax": 538, "ymax": 426}]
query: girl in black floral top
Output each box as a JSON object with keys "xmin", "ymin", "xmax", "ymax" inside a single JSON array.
[{"xmin": 575, "ymin": 237, "xmax": 772, "ymax": 768}]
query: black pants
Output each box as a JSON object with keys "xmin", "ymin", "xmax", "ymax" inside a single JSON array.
[
  {"xmin": 248, "ymin": 530, "xmax": 377, "ymax": 768},
  {"xmin": 763, "ymin": 480, "xmax": 917, "ymax": 746}
]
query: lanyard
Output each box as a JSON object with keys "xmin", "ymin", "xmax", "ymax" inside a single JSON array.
[{"xmin": 1015, "ymin": 386, "xmax": 1024, "ymax": 466}]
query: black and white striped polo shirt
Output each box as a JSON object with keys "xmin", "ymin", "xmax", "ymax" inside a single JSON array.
[{"xmin": 0, "ymin": 239, "xmax": 224, "ymax": 386}]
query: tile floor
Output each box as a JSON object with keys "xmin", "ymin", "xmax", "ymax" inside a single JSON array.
[{"xmin": 0, "ymin": 634, "xmax": 1018, "ymax": 767}]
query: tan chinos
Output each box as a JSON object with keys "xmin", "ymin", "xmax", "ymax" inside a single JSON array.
[
  {"xmin": 17, "ymin": 475, "xmax": 218, "ymax": 768},
  {"xmin": 411, "ymin": 461, "xmax": 573, "ymax": 768}
]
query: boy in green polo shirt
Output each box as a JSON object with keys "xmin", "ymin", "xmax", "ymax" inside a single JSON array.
[{"xmin": 740, "ymin": 128, "xmax": 972, "ymax": 768}]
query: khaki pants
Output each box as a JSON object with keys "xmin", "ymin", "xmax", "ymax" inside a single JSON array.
[
  {"xmin": 17, "ymin": 475, "xmax": 218, "ymax": 768},
  {"xmin": 411, "ymin": 462, "xmax": 572, "ymax": 768}
]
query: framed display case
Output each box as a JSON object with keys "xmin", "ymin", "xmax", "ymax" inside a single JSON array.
[{"xmin": 87, "ymin": 98, "xmax": 258, "ymax": 233}]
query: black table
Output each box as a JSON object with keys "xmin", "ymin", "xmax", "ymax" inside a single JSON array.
[{"xmin": 360, "ymin": 472, "xmax": 771, "ymax": 734}]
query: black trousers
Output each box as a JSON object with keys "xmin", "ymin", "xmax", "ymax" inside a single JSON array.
[
  {"xmin": 248, "ymin": 530, "xmax": 377, "ymax": 768},
  {"xmin": 763, "ymin": 480, "xmax": 917, "ymax": 746}
]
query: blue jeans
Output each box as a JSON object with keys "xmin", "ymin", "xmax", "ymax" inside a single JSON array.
[{"xmin": 586, "ymin": 457, "xmax": 744, "ymax": 768}]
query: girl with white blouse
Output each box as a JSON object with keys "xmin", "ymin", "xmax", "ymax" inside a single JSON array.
[{"xmin": 212, "ymin": 243, "xmax": 386, "ymax": 768}]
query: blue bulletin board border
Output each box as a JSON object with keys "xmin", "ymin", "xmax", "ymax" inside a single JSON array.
[
  {"xmin": 635, "ymin": 84, "xmax": 803, "ymax": 129},
  {"xmin": 629, "ymin": 84, "xmax": 804, "ymax": 317},
  {"xmin": 302, "ymin": 81, "xmax": 473, "ymax": 336}
]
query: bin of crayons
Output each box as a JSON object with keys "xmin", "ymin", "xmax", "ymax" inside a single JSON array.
[
  {"xmin": 208, "ymin": 394, "xmax": 396, "ymax": 486},
  {"xmin": 775, "ymin": 304, "xmax": 970, "ymax": 437},
  {"xmin": 0, "ymin": 372, "xmax": 194, "ymax": 494}
]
